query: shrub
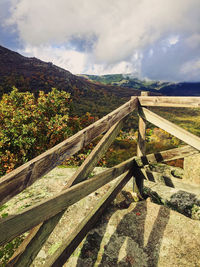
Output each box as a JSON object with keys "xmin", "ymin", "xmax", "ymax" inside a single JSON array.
[{"xmin": 0, "ymin": 88, "xmax": 79, "ymax": 176}]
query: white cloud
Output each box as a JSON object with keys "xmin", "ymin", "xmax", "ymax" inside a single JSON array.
[
  {"xmin": 20, "ymin": 45, "xmax": 87, "ymax": 74},
  {"xmin": 186, "ymin": 34, "xmax": 200, "ymax": 49},
  {"xmin": 168, "ymin": 36, "xmax": 179, "ymax": 46},
  {"xmin": 180, "ymin": 58, "xmax": 200, "ymax": 81},
  {"xmin": 3, "ymin": 0, "xmax": 200, "ymax": 80},
  {"xmin": 20, "ymin": 44, "xmax": 139, "ymax": 75},
  {"xmin": 87, "ymin": 61, "xmax": 135, "ymax": 75}
]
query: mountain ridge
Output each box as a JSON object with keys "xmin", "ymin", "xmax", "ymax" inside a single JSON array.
[
  {"xmin": 0, "ymin": 45, "xmax": 144, "ymax": 117},
  {"xmin": 1, "ymin": 44, "xmax": 199, "ymax": 118},
  {"xmin": 81, "ymin": 73, "xmax": 200, "ymax": 96}
]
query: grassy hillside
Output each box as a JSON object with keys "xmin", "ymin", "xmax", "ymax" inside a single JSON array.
[
  {"xmin": 0, "ymin": 46, "xmax": 143, "ymax": 119},
  {"xmin": 0, "ymin": 46, "xmax": 200, "ymax": 172},
  {"xmin": 82, "ymin": 74, "xmax": 200, "ymax": 96},
  {"xmin": 80, "ymin": 74, "xmax": 161, "ymax": 92}
]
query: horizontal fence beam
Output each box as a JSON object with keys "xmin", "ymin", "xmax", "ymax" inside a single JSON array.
[
  {"xmin": 44, "ymin": 170, "xmax": 133, "ymax": 267},
  {"xmin": 135, "ymin": 145, "xmax": 198, "ymax": 167},
  {"xmin": 0, "ymin": 97, "xmax": 138, "ymax": 206},
  {"xmin": 0, "ymin": 157, "xmax": 134, "ymax": 246},
  {"xmin": 9, "ymin": 119, "xmax": 125, "ymax": 267},
  {"xmin": 0, "ymin": 145, "xmax": 198, "ymax": 246},
  {"xmin": 139, "ymin": 107, "xmax": 200, "ymax": 151},
  {"xmin": 67, "ymin": 118, "xmax": 126, "ymax": 187},
  {"xmin": 139, "ymin": 96, "xmax": 200, "ymax": 108}
]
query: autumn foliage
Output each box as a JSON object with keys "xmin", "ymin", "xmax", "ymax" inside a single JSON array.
[
  {"xmin": 0, "ymin": 88, "xmax": 184, "ymax": 177},
  {"xmin": 0, "ymin": 88, "xmax": 85, "ymax": 176}
]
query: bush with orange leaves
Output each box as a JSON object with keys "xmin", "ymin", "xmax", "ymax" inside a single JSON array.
[{"xmin": 0, "ymin": 88, "xmax": 81, "ymax": 176}]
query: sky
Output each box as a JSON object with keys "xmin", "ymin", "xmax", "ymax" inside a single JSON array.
[{"xmin": 0, "ymin": 0, "xmax": 200, "ymax": 82}]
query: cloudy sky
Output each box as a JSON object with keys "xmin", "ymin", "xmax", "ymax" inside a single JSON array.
[{"xmin": 0, "ymin": 0, "xmax": 200, "ymax": 81}]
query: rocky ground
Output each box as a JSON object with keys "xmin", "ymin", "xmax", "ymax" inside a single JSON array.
[
  {"xmin": 0, "ymin": 165, "xmax": 200, "ymax": 266},
  {"xmin": 65, "ymin": 200, "xmax": 200, "ymax": 267}
]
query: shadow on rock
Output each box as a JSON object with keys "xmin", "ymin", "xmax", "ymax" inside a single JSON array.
[{"xmin": 75, "ymin": 198, "xmax": 170, "ymax": 267}]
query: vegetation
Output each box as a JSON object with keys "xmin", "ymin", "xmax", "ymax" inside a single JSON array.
[
  {"xmin": 0, "ymin": 88, "xmax": 99, "ymax": 176},
  {"xmin": 151, "ymin": 107, "xmax": 200, "ymax": 137},
  {"xmin": 83, "ymin": 73, "xmax": 200, "ymax": 96},
  {"xmin": 1, "ymin": 45, "xmax": 200, "ymax": 265},
  {"xmin": 1, "ymin": 88, "xmax": 200, "ymax": 176},
  {"xmin": 0, "ymin": 235, "xmax": 26, "ymax": 266},
  {"xmin": 1, "ymin": 88, "xmax": 200, "ymax": 264},
  {"xmin": 0, "ymin": 45, "xmax": 141, "ymax": 121}
]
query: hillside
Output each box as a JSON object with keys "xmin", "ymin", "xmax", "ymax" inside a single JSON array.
[
  {"xmin": 82, "ymin": 74, "xmax": 200, "ymax": 96},
  {"xmin": 0, "ymin": 45, "xmax": 143, "ymax": 117},
  {"xmin": 1, "ymin": 45, "xmax": 200, "ymax": 135}
]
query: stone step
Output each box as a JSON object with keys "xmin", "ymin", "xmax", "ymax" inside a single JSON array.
[
  {"xmin": 144, "ymin": 180, "xmax": 200, "ymax": 220},
  {"xmin": 65, "ymin": 199, "xmax": 200, "ymax": 267}
]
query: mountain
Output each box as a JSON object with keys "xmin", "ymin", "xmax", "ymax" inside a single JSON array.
[
  {"xmin": 2, "ymin": 44, "xmax": 199, "ymax": 119},
  {"xmin": 0, "ymin": 45, "xmax": 143, "ymax": 117},
  {"xmin": 81, "ymin": 74, "xmax": 200, "ymax": 96}
]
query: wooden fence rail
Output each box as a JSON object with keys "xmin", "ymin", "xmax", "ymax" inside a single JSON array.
[
  {"xmin": 0, "ymin": 97, "xmax": 138, "ymax": 206},
  {"xmin": 0, "ymin": 93, "xmax": 200, "ymax": 267},
  {"xmin": 0, "ymin": 146, "xmax": 198, "ymax": 246},
  {"xmin": 8, "ymin": 118, "xmax": 127, "ymax": 266},
  {"xmin": 139, "ymin": 96, "xmax": 200, "ymax": 107},
  {"xmin": 138, "ymin": 107, "xmax": 200, "ymax": 151}
]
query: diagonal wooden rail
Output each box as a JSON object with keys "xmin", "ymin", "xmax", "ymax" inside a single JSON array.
[
  {"xmin": 8, "ymin": 118, "xmax": 127, "ymax": 266},
  {"xmin": 1, "ymin": 145, "xmax": 198, "ymax": 246},
  {"xmin": 44, "ymin": 146, "xmax": 199, "ymax": 267},
  {"xmin": 138, "ymin": 107, "xmax": 200, "ymax": 151},
  {"xmin": 1, "ymin": 93, "xmax": 200, "ymax": 267},
  {"xmin": 0, "ymin": 97, "xmax": 138, "ymax": 206}
]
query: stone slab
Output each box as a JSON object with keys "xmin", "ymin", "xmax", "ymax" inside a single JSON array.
[
  {"xmin": 184, "ymin": 154, "xmax": 200, "ymax": 185},
  {"xmin": 65, "ymin": 198, "xmax": 200, "ymax": 267}
]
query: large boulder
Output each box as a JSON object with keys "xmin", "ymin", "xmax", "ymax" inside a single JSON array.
[
  {"xmin": 65, "ymin": 198, "xmax": 200, "ymax": 267},
  {"xmin": 184, "ymin": 154, "xmax": 200, "ymax": 185}
]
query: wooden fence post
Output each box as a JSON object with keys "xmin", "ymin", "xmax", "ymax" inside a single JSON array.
[
  {"xmin": 137, "ymin": 91, "xmax": 149, "ymax": 156},
  {"xmin": 135, "ymin": 91, "xmax": 149, "ymax": 195}
]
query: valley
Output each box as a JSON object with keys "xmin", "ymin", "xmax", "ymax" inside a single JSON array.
[{"xmin": 0, "ymin": 45, "xmax": 200, "ymax": 174}]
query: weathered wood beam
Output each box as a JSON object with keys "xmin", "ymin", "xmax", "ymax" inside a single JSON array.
[
  {"xmin": 44, "ymin": 170, "xmax": 133, "ymax": 267},
  {"xmin": 137, "ymin": 92, "xmax": 149, "ymax": 157},
  {"xmin": 0, "ymin": 157, "xmax": 134, "ymax": 246},
  {"xmin": 135, "ymin": 92, "xmax": 149, "ymax": 194},
  {"xmin": 8, "ymin": 119, "xmax": 125, "ymax": 267},
  {"xmin": 0, "ymin": 97, "xmax": 138, "ymax": 206},
  {"xmin": 139, "ymin": 96, "xmax": 200, "ymax": 108},
  {"xmin": 0, "ymin": 145, "xmax": 198, "ymax": 247},
  {"xmin": 139, "ymin": 107, "xmax": 200, "ymax": 151},
  {"xmin": 67, "ymin": 118, "xmax": 125, "ymax": 187},
  {"xmin": 134, "ymin": 145, "xmax": 198, "ymax": 167}
]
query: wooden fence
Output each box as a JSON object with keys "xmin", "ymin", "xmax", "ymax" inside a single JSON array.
[{"xmin": 0, "ymin": 93, "xmax": 200, "ymax": 266}]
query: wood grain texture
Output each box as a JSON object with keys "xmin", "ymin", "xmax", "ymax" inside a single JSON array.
[
  {"xmin": 0, "ymin": 97, "xmax": 138, "ymax": 206},
  {"xmin": 7, "ymin": 224, "xmax": 42, "ymax": 266},
  {"xmin": 7, "ymin": 214, "xmax": 63, "ymax": 267},
  {"xmin": 139, "ymin": 96, "xmax": 200, "ymax": 108},
  {"xmin": 134, "ymin": 145, "xmax": 199, "ymax": 167},
  {"xmin": 9, "ymin": 120, "xmax": 125, "ymax": 267},
  {"xmin": 44, "ymin": 170, "xmax": 133, "ymax": 267},
  {"xmin": 137, "ymin": 92, "xmax": 149, "ymax": 157},
  {"xmin": 0, "ymin": 157, "xmax": 134, "ymax": 246},
  {"xmin": 135, "ymin": 92, "xmax": 149, "ymax": 194},
  {"xmin": 139, "ymin": 107, "xmax": 200, "ymax": 151},
  {"xmin": 67, "ymin": 118, "xmax": 125, "ymax": 187},
  {"xmin": 1, "ymin": 145, "xmax": 198, "ymax": 247}
]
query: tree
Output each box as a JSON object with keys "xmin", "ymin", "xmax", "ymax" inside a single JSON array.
[{"xmin": 0, "ymin": 88, "xmax": 80, "ymax": 176}]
